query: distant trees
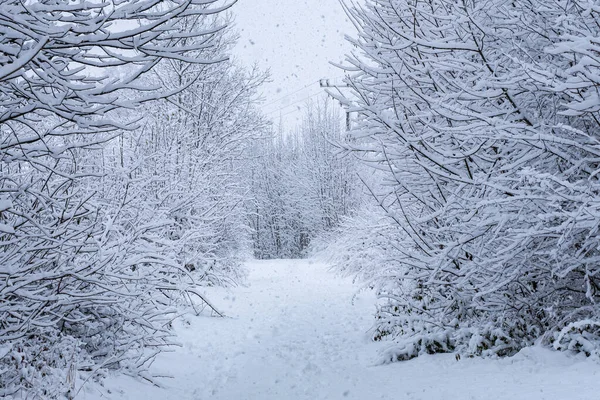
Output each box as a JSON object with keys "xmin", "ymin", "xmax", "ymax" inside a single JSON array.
[
  {"xmin": 0, "ymin": 1, "xmax": 266, "ymax": 397},
  {"xmin": 132, "ymin": 16, "xmax": 269, "ymax": 284},
  {"xmin": 339, "ymin": 0, "xmax": 600, "ymax": 360},
  {"xmin": 246, "ymin": 99, "xmax": 358, "ymax": 259}
]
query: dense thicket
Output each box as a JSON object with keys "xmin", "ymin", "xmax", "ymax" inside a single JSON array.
[
  {"xmin": 0, "ymin": 1, "xmax": 265, "ymax": 397},
  {"xmin": 339, "ymin": 0, "xmax": 600, "ymax": 360},
  {"xmin": 246, "ymin": 99, "xmax": 358, "ymax": 259}
]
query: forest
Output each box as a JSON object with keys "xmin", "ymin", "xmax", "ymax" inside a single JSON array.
[{"xmin": 1, "ymin": 0, "xmax": 599, "ymax": 398}]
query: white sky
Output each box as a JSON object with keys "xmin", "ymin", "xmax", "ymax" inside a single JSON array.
[{"xmin": 230, "ymin": 0, "xmax": 355, "ymax": 129}]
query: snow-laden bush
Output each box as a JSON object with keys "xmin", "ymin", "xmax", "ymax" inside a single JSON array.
[
  {"xmin": 0, "ymin": 1, "xmax": 256, "ymax": 397},
  {"xmin": 554, "ymin": 320, "xmax": 600, "ymax": 360},
  {"xmin": 0, "ymin": 330, "xmax": 87, "ymax": 399},
  {"xmin": 0, "ymin": 169, "xmax": 225, "ymax": 397},
  {"xmin": 313, "ymin": 203, "xmax": 405, "ymax": 283},
  {"xmin": 339, "ymin": 0, "xmax": 600, "ymax": 360}
]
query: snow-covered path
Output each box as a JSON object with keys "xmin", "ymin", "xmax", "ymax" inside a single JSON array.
[{"xmin": 84, "ymin": 259, "xmax": 597, "ymax": 400}]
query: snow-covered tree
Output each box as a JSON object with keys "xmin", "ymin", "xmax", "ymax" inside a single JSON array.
[
  {"xmin": 0, "ymin": 1, "xmax": 237, "ymax": 397},
  {"xmin": 247, "ymin": 98, "xmax": 358, "ymax": 258},
  {"xmin": 339, "ymin": 0, "xmax": 600, "ymax": 360},
  {"xmin": 130, "ymin": 16, "xmax": 270, "ymax": 284}
]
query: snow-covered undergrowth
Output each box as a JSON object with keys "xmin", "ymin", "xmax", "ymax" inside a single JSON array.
[
  {"xmin": 79, "ymin": 259, "xmax": 600, "ymax": 400},
  {"xmin": 0, "ymin": 188, "xmax": 236, "ymax": 398},
  {"xmin": 333, "ymin": 0, "xmax": 600, "ymax": 362}
]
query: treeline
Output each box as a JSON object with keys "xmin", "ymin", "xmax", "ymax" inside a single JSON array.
[{"xmin": 245, "ymin": 100, "xmax": 359, "ymax": 259}]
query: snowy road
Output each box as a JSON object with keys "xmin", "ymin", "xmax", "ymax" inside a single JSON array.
[{"xmin": 84, "ymin": 259, "xmax": 598, "ymax": 400}]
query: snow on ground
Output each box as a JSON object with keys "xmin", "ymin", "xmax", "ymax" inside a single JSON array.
[
  {"xmin": 81, "ymin": 259, "xmax": 598, "ymax": 400},
  {"xmin": 230, "ymin": 0, "xmax": 355, "ymax": 129}
]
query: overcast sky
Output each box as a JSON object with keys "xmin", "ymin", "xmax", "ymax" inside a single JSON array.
[{"xmin": 231, "ymin": 0, "xmax": 355, "ymax": 129}]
